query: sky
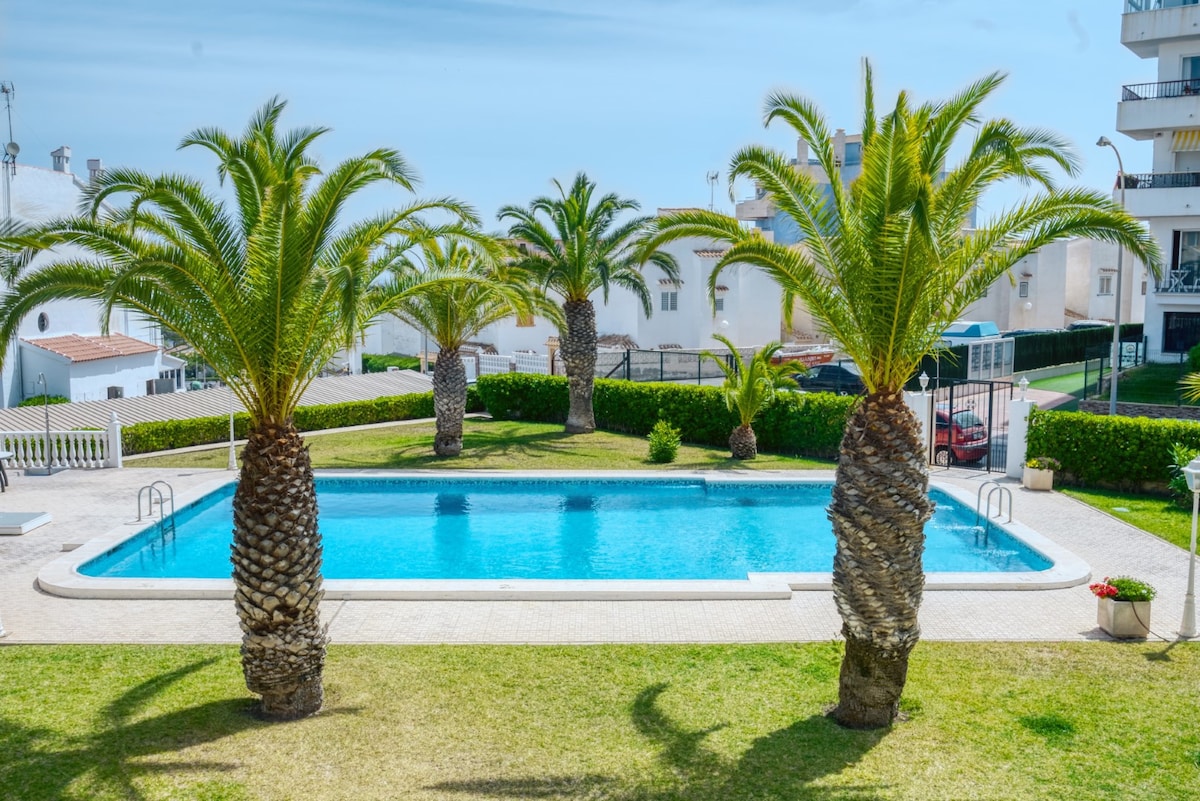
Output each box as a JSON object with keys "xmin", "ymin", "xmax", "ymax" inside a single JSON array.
[{"xmin": 0, "ymin": 0, "xmax": 1152, "ymax": 227}]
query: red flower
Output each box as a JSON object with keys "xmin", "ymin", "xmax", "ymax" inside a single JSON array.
[{"xmin": 1089, "ymin": 579, "xmax": 1118, "ymax": 598}]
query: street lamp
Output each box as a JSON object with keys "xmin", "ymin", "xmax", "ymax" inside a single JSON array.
[
  {"xmin": 1181, "ymin": 456, "xmax": 1200, "ymax": 638},
  {"xmin": 1096, "ymin": 136, "xmax": 1126, "ymax": 418}
]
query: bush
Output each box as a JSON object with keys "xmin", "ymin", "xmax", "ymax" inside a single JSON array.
[
  {"xmin": 362, "ymin": 353, "xmax": 421, "ymax": 373},
  {"xmin": 1167, "ymin": 442, "xmax": 1200, "ymax": 505},
  {"xmin": 17, "ymin": 395, "xmax": 69, "ymax": 407},
  {"xmin": 1091, "ymin": 576, "xmax": 1157, "ymax": 602},
  {"xmin": 121, "ymin": 389, "xmax": 481, "ymax": 455},
  {"xmin": 475, "ymin": 373, "xmax": 855, "ymax": 458},
  {"xmin": 1190, "ymin": 343, "xmax": 1200, "ymax": 373},
  {"xmin": 1026, "ymin": 408, "xmax": 1200, "ymax": 490},
  {"xmin": 647, "ymin": 419, "xmax": 681, "ymax": 463}
]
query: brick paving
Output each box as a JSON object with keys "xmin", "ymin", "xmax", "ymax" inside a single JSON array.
[{"xmin": 0, "ymin": 461, "xmax": 1194, "ymax": 645}]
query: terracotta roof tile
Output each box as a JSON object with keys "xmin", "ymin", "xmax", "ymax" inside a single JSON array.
[
  {"xmin": 694, "ymin": 249, "xmax": 727, "ymax": 258},
  {"xmin": 22, "ymin": 333, "xmax": 161, "ymax": 363}
]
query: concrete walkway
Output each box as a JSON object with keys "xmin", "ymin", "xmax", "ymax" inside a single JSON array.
[{"xmin": 0, "ymin": 460, "xmax": 1193, "ymax": 645}]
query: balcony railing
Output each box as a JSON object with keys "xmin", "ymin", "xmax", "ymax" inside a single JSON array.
[
  {"xmin": 1122, "ymin": 78, "xmax": 1200, "ymax": 100},
  {"xmin": 1158, "ymin": 269, "xmax": 1200, "ymax": 293},
  {"xmin": 1120, "ymin": 171, "xmax": 1200, "ymax": 189},
  {"xmin": 1126, "ymin": 0, "xmax": 1199, "ymax": 12}
]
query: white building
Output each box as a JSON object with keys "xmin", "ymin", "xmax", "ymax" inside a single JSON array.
[
  {"xmin": 0, "ymin": 147, "xmax": 181, "ymax": 405},
  {"xmin": 1114, "ymin": 0, "xmax": 1200, "ymax": 361}
]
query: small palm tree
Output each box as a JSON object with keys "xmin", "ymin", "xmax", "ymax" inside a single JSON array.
[
  {"xmin": 0, "ymin": 99, "xmax": 477, "ymax": 720},
  {"xmin": 642, "ymin": 63, "xmax": 1161, "ymax": 728},
  {"xmin": 375, "ymin": 235, "xmax": 557, "ymax": 456},
  {"xmin": 498, "ymin": 173, "xmax": 677, "ymax": 433},
  {"xmin": 701, "ymin": 334, "xmax": 799, "ymax": 459}
]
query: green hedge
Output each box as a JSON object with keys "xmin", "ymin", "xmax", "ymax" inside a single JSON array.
[
  {"xmin": 1026, "ymin": 408, "xmax": 1200, "ymax": 490},
  {"xmin": 475, "ymin": 373, "xmax": 854, "ymax": 458},
  {"xmin": 121, "ymin": 389, "xmax": 481, "ymax": 455},
  {"xmin": 362, "ymin": 353, "xmax": 421, "ymax": 373}
]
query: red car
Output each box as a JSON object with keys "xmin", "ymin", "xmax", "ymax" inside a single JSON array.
[{"xmin": 933, "ymin": 408, "xmax": 989, "ymax": 466}]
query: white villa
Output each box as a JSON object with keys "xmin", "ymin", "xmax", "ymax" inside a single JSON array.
[
  {"xmin": 0, "ymin": 147, "xmax": 183, "ymax": 405},
  {"xmin": 1115, "ymin": 0, "xmax": 1200, "ymax": 361}
]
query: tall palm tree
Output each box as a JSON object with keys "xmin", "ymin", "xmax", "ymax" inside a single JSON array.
[
  {"xmin": 0, "ymin": 99, "xmax": 478, "ymax": 720},
  {"xmin": 701, "ymin": 334, "xmax": 799, "ymax": 459},
  {"xmin": 498, "ymin": 173, "xmax": 678, "ymax": 433},
  {"xmin": 641, "ymin": 63, "xmax": 1161, "ymax": 728},
  {"xmin": 374, "ymin": 235, "xmax": 558, "ymax": 455}
]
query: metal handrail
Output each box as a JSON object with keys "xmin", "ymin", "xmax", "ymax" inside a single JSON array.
[
  {"xmin": 1121, "ymin": 78, "xmax": 1200, "ymax": 101},
  {"xmin": 1118, "ymin": 171, "xmax": 1200, "ymax": 190}
]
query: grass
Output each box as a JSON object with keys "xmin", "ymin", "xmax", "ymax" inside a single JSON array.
[
  {"xmin": 1, "ymin": 642, "xmax": 1197, "ymax": 800},
  {"xmin": 127, "ymin": 418, "xmax": 835, "ymax": 471},
  {"xmin": 1028, "ymin": 362, "xmax": 1199, "ymax": 411},
  {"xmin": 1059, "ymin": 485, "xmax": 1194, "ymax": 550}
]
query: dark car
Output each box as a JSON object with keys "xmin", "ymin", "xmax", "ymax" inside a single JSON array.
[
  {"xmin": 933, "ymin": 407, "xmax": 989, "ymax": 466},
  {"xmin": 1001, "ymin": 328, "xmax": 1063, "ymax": 337},
  {"xmin": 794, "ymin": 362, "xmax": 866, "ymax": 395}
]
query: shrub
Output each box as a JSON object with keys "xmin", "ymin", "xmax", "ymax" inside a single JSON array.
[
  {"xmin": 1090, "ymin": 576, "xmax": 1157, "ymax": 602},
  {"xmin": 647, "ymin": 419, "xmax": 682, "ymax": 463},
  {"xmin": 362, "ymin": 353, "xmax": 421, "ymax": 373},
  {"xmin": 121, "ymin": 389, "xmax": 480, "ymax": 455},
  {"xmin": 1167, "ymin": 442, "xmax": 1200, "ymax": 505},
  {"xmin": 475, "ymin": 373, "xmax": 856, "ymax": 459},
  {"xmin": 1190, "ymin": 343, "xmax": 1200, "ymax": 373},
  {"xmin": 1025, "ymin": 456, "xmax": 1061, "ymax": 471},
  {"xmin": 17, "ymin": 395, "xmax": 69, "ymax": 407}
]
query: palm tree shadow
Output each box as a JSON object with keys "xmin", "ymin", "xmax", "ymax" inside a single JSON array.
[
  {"xmin": 0, "ymin": 656, "xmax": 356, "ymax": 800},
  {"xmin": 428, "ymin": 682, "xmax": 886, "ymax": 800}
]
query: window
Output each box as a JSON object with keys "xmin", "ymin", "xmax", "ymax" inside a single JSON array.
[
  {"xmin": 1164, "ymin": 311, "xmax": 1200, "ymax": 353},
  {"xmin": 516, "ymin": 313, "xmax": 534, "ymax": 327},
  {"xmin": 1142, "ymin": 280, "xmax": 1148, "ymax": 296},
  {"xmin": 1099, "ymin": 275, "xmax": 1113, "ymax": 295},
  {"xmin": 660, "ymin": 291, "xmax": 678, "ymax": 312},
  {"xmin": 1018, "ymin": 281, "xmax": 1029, "ymax": 298},
  {"xmin": 714, "ymin": 297, "xmax": 724, "ymax": 311},
  {"xmin": 1172, "ymin": 230, "xmax": 1200, "ymax": 273}
]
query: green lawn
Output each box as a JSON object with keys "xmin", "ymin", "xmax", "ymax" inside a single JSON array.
[
  {"xmin": 127, "ymin": 418, "xmax": 835, "ymax": 471},
  {"xmin": 1029, "ymin": 362, "xmax": 1199, "ymax": 411},
  {"xmin": 1, "ymin": 642, "xmax": 1197, "ymax": 801},
  {"xmin": 1059, "ymin": 485, "xmax": 1193, "ymax": 550}
]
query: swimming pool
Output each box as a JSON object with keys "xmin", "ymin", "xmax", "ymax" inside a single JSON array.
[{"xmin": 39, "ymin": 473, "xmax": 1089, "ymax": 599}]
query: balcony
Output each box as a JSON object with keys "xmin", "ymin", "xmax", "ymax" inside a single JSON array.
[
  {"xmin": 1117, "ymin": 80, "xmax": 1200, "ymax": 138},
  {"xmin": 734, "ymin": 196, "xmax": 774, "ymax": 221},
  {"xmin": 1157, "ymin": 267, "xmax": 1200, "ymax": 294},
  {"xmin": 1115, "ymin": 171, "xmax": 1200, "ymax": 218},
  {"xmin": 1123, "ymin": 1, "xmax": 1200, "ymax": 59}
]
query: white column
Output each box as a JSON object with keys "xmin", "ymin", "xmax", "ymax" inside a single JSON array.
[
  {"xmin": 1007, "ymin": 398, "xmax": 1037, "ymax": 479},
  {"xmin": 904, "ymin": 390, "xmax": 933, "ymax": 464},
  {"xmin": 106, "ymin": 411, "xmax": 123, "ymax": 468}
]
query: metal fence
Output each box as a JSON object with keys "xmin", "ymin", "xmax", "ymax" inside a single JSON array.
[{"xmin": 596, "ymin": 348, "xmax": 755, "ymax": 383}]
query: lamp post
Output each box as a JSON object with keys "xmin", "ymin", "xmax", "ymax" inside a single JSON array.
[
  {"xmin": 1096, "ymin": 136, "xmax": 1126, "ymax": 418},
  {"xmin": 1181, "ymin": 457, "xmax": 1200, "ymax": 639}
]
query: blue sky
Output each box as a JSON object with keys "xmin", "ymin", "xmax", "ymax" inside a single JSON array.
[{"xmin": 0, "ymin": 0, "xmax": 1150, "ymax": 225}]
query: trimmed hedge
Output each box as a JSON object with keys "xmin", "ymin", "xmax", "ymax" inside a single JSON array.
[
  {"xmin": 475, "ymin": 373, "xmax": 854, "ymax": 458},
  {"xmin": 362, "ymin": 353, "xmax": 421, "ymax": 373},
  {"xmin": 122, "ymin": 389, "xmax": 482, "ymax": 455},
  {"xmin": 1026, "ymin": 407, "xmax": 1200, "ymax": 490}
]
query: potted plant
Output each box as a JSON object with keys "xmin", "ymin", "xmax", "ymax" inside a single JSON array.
[
  {"xmin": 1023, "ymin": 456, "xmax": 1060, "ymax": 491},
  {"xmin": 1090, "ymin": 576, "xmax": 1156, "ymax": 639}
]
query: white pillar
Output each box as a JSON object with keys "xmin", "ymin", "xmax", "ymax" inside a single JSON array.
[
  {"xmin": 106, "ymin": 411, "xmax": 122, "ymax": 468},
  {"xmin": 904, "ymin": 390, "xmax": 933, "ymax": 464},
  {"xmin": 1007, "ymin": 398, "xmax": 1037, "ymax": 479}
]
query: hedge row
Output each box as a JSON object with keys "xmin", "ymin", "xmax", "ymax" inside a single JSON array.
[
  {"xmin": 122, "ymin": 389, "xmax": 482, "ymax": 455},
  {"xmin": 1026, "ymin": 407, "xmax": 1200, "ymax": 490},
  {"xmin": 474, "ymin": 373, "xmax": 854, "ymax": 458}
]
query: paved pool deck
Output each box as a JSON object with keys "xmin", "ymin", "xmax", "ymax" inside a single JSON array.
[{"xmin": 0, "ymin": 463, "xmax": 1194, "ymax": 645}]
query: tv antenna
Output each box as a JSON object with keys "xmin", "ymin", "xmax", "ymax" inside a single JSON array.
[
  {"xmin": 1, "ymin": 81, "xmax": 16, "ymax": 222},
  {"xmin": 706, "ymin": 171, "xmax": 719, "ymax": 211}
]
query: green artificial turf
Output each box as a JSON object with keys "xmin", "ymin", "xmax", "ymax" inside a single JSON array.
[{"xmin": 1, "ymin": 642, "xmax": 1197, "ymax": 800}]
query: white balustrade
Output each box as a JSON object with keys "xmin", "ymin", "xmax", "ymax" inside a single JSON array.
[{"xmin": 0, "ymin": 412, "xmax": 123, "ymax": 470}]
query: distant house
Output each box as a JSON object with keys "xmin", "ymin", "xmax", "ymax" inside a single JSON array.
[
  {"xmin": 0, "ymin": 146, "xmax": 171, "ymax": 405},
  {"xmin": 19, "ymin": 333, "xmax": 184, "ymax": 402}
]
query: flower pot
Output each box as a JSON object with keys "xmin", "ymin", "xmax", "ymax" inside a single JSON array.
[
  {"xmin": 1023, "ymin": 467, "xmax": 1054, "ymax": 491},
  {"xmin": 1097, "ymin": 597, "xmax": 1151, "ymax": 639}
]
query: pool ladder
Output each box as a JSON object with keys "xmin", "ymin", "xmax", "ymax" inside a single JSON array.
[
  {"xmin": 973, "ymin": 481, "xmax": 1012, "ymax": 547},
  {"xmin": 137, "ymin": 480, "xmax": 176, "ymax": 540}
]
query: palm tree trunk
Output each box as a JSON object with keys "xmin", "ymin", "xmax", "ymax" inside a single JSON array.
[
  {"xmin": 729, "ymin": 424, "xmax": 757, "ymax": 459},
  {"xmin": 560, "ymin": 299, "xmax": 597, "ymax": 434},
  {"xmin": 433, "ymin": 346, "xmax": 466, "ymax": 456},
  {"xmin": 232, "ymin": 418, "xmax": 327, "ymax": 720},
  {"xmin": 827, "ymin": 391, "xmax": 932, "ymax": 729}
]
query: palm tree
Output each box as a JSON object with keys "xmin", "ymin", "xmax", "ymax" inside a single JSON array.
[
  {"xmin": 641, "ymin": 63, "xmax": 1161, "ymax": 728},
  {"xmin": 701, "ymin": 334, "xmax": 799, "ymax": 459},
  {"xmin": 375, "ymin": 235, "xmax": 557, "ymax": 455},
  {"xmin": 0, "ymin": 99, "xmax": 478, "ymax": 720},
  {"xmin": 498, "ymin": 173, "xmax": 678, "ymax": 433}
]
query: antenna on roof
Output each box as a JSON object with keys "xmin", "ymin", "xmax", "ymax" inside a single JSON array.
[
  {"xmin": 706, "ymin": 171, "xmax": 719, "ymax": 211},
  {"xmin": 1, "ymin": 81, "xmax": 16, "ymax": 222}
]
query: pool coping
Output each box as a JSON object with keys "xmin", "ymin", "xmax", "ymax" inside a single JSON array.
[{"xmin": 36, "ymin": 470, "xmax": 1091, "ymax": 600}]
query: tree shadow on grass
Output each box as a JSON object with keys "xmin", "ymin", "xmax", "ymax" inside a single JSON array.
[
  {"xmin": 427, "ymin": 682, "xmax": 886, "ymax": 800},
  {"xmin": 0, "ymin": 657, "xmax": 354, "ymax": 800},
  {"xmin": 318, "ymin": 426, "xmax": 584, "ymax": 469}
]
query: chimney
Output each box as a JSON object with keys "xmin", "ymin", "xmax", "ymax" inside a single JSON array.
[
  {"xmin": 833, "ymin": 129, "xmax": 846, "ymax": 168},
  {"xmin": 796, "ymin": 137, "xmax": 809, "ymax": 166},
  {"xmin": 51, "ymin": 145, "xmax": 71, "ymax": 173},
  {"xmin": 87, "ymin": 158, "xmax": 104, "ymax": 184}
]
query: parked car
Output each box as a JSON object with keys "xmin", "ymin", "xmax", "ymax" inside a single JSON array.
[
  {"xmin": 933, "ymin": 407, "xmax": 989, "ymax": 466},
  {"xmin": 1067, "ymin": 319, "xmax": 1113, "ymax": 331},
  {"xmin": 1001, "ymin": 328, "xmax": 1063, "ymax": 337},
  {"xmin": 794, "ymin": 362, "xmax": 866, "ymax": 395}
]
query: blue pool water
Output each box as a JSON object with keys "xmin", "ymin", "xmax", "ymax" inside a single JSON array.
[{"xmin": 80, "ymin": 478, "xmax": 1052, "ymax": 580}]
